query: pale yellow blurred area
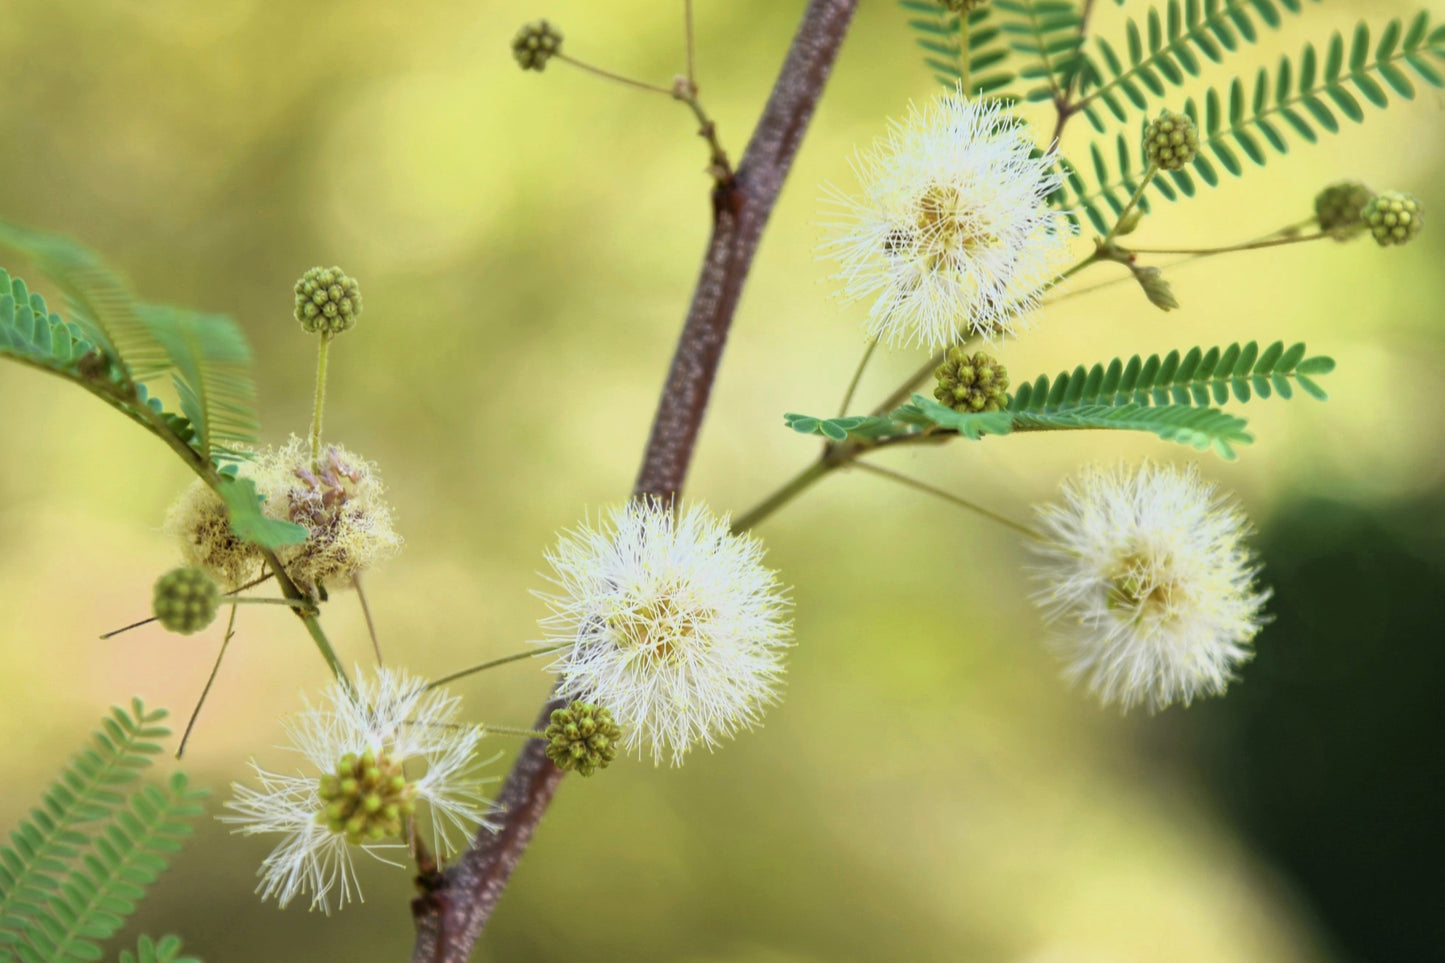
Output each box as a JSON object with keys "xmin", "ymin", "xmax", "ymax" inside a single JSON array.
[{"xmin": 2, "ymin": 0, "xmax": 1442, "ymax": 960}]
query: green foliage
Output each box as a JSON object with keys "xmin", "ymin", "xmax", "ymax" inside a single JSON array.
[
  {"xmin": 1010, "ymin": 341, "xmax": 1335, "ymax": 409},
  {"xmin": 119, "ymin": 935, "xmax": 201, "ymax": 963},
  {"xmin": 0, "ymin": 222, "xmax": 259, "ymax": 465},
  {"xmin": 1072, "ymin": 0, "xmax": 1320, "ymax": 132},
  {"xmin": 995, "ymin": 0, "xmax": 1087, "ymax": 102},
  {"xmin": 899, "ymin": 1, "xmax": 1016, "ymax": 97},
  {"xmin": 217, "ymin": 477, "xmax": 309, "ymax": 550},
  {"xmin": 1057, "ymin": 11, "xmax": 1445, "ymax": 233},
  {"xmin": 0, "ymin": 702, "xmax": 206, "ymax": 963},
  {"xmin": 899, "ymin": 2, "xmax": 1445, "ymax": 235},
  {"xmin": 785, "ymin": 340, "xmax": 1334, "ymax": 459},
  {"xmin": 0, "ymin": 268, "xmax": 105, "ymax": 378}
]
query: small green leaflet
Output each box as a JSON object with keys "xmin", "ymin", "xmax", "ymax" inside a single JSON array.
[{"xmin": 217, "ymin": 477, "xmax": 308, "ymax": 550}]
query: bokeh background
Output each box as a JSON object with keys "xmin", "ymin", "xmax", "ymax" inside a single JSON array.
[{"xmin": 2, "ymin": 1, "xmax": 1443, "ymax": 960}]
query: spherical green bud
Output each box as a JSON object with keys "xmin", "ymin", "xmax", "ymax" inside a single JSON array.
[
  {"xmin": 513, "ymin": 20, "xmax": 563, "ymax": 72},
  {"xmin": 152, "ymin": 567, "xmax": 220, "ymax": 635},
  {"xmin": 1314, "ymin": 180, "xmax": 1375, "ymax": 238},
  {"xmin": 933, "ymin": 348, "xmax": 1009, "ymax": 413},
  {"xmin": 544, "ymin": 702, "xmax": 621, "ymax": 777},
  {"xmin": 1362, "ymin": 190, "xmax": 1423, "ymax": 247},
  {"xmin": 293, "ymin": 266, "xmax": 362, "ymax": 335},
  {"xmin": 1143, "ymin": 110, "xmax": 1199, "ymax": 171}
]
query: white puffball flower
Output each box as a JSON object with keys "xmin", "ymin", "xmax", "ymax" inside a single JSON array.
[
  {"xmin": 538, "ymin": 499, "xmax": 792, "ymax": 766},
  {"xmin": 820, "ymin": 88, "xmax": 1073, "ymax": 351},
  {"xmin": 221, "ymin": 668, "xmax": 494, "ymax": 912},
  {"xmin": 1029, "ymin": 462, "xmax": 1271, "ymax": 712}
]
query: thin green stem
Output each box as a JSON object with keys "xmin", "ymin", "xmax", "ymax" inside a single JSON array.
[
  {"xmin": 309, "ymin": 332, "xmax": 332, "ymax": 470},
  {"xmin": 177, "ymin": 602, "xmax": 238, "ymax": 759},
  {"xmin": 284, "ymin": 580, "xmax": 351, "ymax": 693},
  {"xmin": 684, "ymin": 0, "xmax": 697, "ymax": 88},
  {"xmin": 1101, "ymin": 167, "xmax": 1156, "ymax": 248},
  {"xmin": 730, "ymin": 458, "xmax": 833, "ymax": 534},
  {"xmin": 837, "ymin": 339, "xmax": 878, "ymax": 417},
  {"xmin": 1124, "ymin": 231, "xmax": 1331, "ymax": 256},
  {"xmin": 557, "ymin": 54, "xmax": 675, "ymax": 96},
  {"xmin": 850, "ymin": 460, "xmax": 1039, "ymax": 539},
  {"xmin": 483, "ymin": 725, "xmax": 549, "ymax": 739},
  {"xmin": 426, "ymin": 643, "xmax": 571, "ymax": 691}
]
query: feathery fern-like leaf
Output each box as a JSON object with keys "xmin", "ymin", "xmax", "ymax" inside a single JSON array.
[
  {"xmin": 1010, "ymin": 340, "xmax": 1335, "ymax": 409},
  {"xmin": 0, "ymin": 701, "xmax": 169, "ymax": 940},
  {"xmin": 18, "ymin": 773, "xmax": 206, "ymax": 963},
  {"xmin": 1072, "ymin": 0, "xmax": 1320, "ymax": 132},
  {"xmin": 994, "ymin": 0, "xmax": 1087, "ymax": 103},
  {"xmin": 783, "ymin": 391, "xmax": 1253, "ymax": 458},
  {"xmin": 900, "ymin": 1, "xmax": 1017, "ymax": 97},
  {"xmin": 1055, "ymin": 13, "xmax": 1445, "ymax": 232},
  {"xmin": 0, "ymin": 225, "xmax": 260, "ymax": 465}
]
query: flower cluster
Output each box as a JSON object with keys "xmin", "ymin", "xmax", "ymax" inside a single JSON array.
[
  {"xmin": 223, "ymin": 669, "xmax": 492, "ymax": 912},
  {"xmin": 165, "ymin": 437, "xmax": 400, "ymax": 597},
  {"xmin": 821, "ymin": 91, "xmax": 1072, "ymax": 350},
  {"xmin": 1029, "ymin": 462, "xmax": 1270, "ymax": 712},
  {"xmin": 537, "ymin": 499, "xmax": 792, "ymax": 765}
]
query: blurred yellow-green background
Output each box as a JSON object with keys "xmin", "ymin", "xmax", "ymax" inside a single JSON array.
[{"xmin": 3, "ymin": 1, "xmax": 1444, "ymax": 960}]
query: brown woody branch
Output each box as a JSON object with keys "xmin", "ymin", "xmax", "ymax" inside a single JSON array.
[{"xmin": 408, "ymin": 2, "xmax": 859, "ymax": 960}]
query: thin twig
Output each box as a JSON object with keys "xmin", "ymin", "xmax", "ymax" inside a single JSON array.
[
  {"xmin": 177, "ymin": 602, "xmax": 239, "ymax": 759},
  {"xmin": 408, "ymin": 4, "xmax": 860, "ymax": 959},
  {"xmin": 851, "ymin": 460, "xmax": 1039, "ymax": 539},
  {"xmin": 353, "ymin": 574, "xmax": 384, "ymax": 666},
  {"xmin": 684, "ymin": 0, "xmax": 697, "ymax": 89},
  {"xmin": 836, "ymin": 339, "xmax": 878, "ymax": 417},
  {"xmin": 425, "ymin": 644, "xmax": 570, "ymax": 691},
  {"xmin": 556, "ymin": 54, "xmax": 675, "ymax": 95}
]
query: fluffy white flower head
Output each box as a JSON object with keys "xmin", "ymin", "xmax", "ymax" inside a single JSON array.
[
  {"xmin": 821, "ymin": 89, "xmax": 1073, "ymax": 350},
  {"xmin": 221, "ymin": 668, "xmax": 493, "ymax": 912},
  {"xmin": 1029, "ymin": 462, "xmax": 1270, "ymax": 712},
  {"xmin": 538, "ymin": 499, "xmax": 792, "ymax": 765}
]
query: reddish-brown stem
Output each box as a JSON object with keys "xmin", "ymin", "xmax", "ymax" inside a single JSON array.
[
  {"xmin": 1047, "ymin": 0, "xmax": 1098, "ymax": 147},
  {"xmin": 407, "ymin": 3, "xmax": 859, "ymax": 960}
]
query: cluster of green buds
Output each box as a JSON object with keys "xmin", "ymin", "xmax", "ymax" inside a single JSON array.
[
  {"xmin": 152, "ymin": 567, "xmax": 220, "ymax": 635},
  {"xmin": 1143, "ymin": 110, "xmax": 1199, "ymax": 171},
  {"xmin": 933, "ymin": 348, "xmax": 1009, "ymax": 413},
  {"xmin": 317, "ymin": 748, "xmax": 417, "ymax": 844},
  {"xmin": 544, "ymin": 701, "xmax": 621, "ymax": 777},
  {"xmin": 294, "ymin": 266, "xmax": 362, "ymax": 336},
  {"xmin": 1314, "ymin": 180, "xmax": 1375, "ymax": 237},
  {"xmin": 513, "ymin": 20, "xmax": 563, "ymax": 71},
  {"xmin": 1362, "ymin": 191, "xmax": 1423, "ymax": 247}
]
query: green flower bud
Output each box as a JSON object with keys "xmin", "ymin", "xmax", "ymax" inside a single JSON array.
[
  {"xmin": 545, "ymin": 702, "xmax": 621, "ymax": 777},
  {"xmin": 1314, "ymin": 180, "xmax": 1374, "ymax": 237},
  {"xmin": 1362, "ymin": 190, "xmax": 1423, "ymax": 247},
  {"xmin": 315, "ymin": 746, "xmax": 415, "ymax": 845},
  {"xmin": 293, "ymin": 266, "xmax": 362, "ymax": 336},
  {"xmin": 1143, "ymin": 110, "xmax": 1199, "ymax": 171},
  {"xmin": 1131, "ymin": 264, "xmax": 1178, "ymax": 312},
  {"xmin": 933, "ymin": 348, "xmax": 1009, "ymax": 413},
  {"xmin": 512, "ymin": 20, "xmax": 563, "ymax": 72},
  {"xmin": 152, "ymin": 567, "xmax": 220, "ymax": 635}
]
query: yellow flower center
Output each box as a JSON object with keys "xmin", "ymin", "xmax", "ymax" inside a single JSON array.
[
  {"xmin": 1105, "ymin": 550, "xmax": 1182, "ymax": 622},
  {"xmin": 914, "ymin": 185, "xmax": 999, "ymax": 265},
  {"xmin": 607, "ymin": 591, "xmax": 708, "ymax": 666}
]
